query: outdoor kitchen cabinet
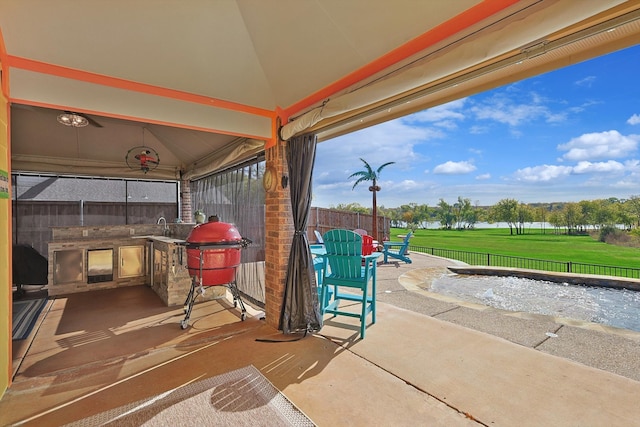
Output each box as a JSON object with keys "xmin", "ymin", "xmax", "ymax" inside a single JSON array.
[
  {"xmin": 152, "ymin": 247, "xmax": 167, "ymax": 289},
  {"xmin": 119, "ymin": 245, "xmax": 146, "ymax": 278}
]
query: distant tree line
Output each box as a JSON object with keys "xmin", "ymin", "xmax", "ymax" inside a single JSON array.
[{"xmin": 329, "ymin": 195, "xmax": 640, "ymax": 236}]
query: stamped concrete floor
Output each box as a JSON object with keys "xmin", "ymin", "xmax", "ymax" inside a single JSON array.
[{"xmin": 3, "ymin": 253, "xmax": 640, "ymax": 426}]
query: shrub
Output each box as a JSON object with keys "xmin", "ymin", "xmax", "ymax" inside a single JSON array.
[{"xmin": 599, "ymin": 225, "xmax": 618, "ymax": 243}]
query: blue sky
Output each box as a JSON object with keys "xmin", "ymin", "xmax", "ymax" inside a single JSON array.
[{"xmin": 313, "ymin": 44, "xmax": 640, "ymax": 208}]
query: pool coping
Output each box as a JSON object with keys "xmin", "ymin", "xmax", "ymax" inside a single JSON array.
[{"xmin": 447, "ymin": 265, "xmax": 640, "ymax": 291}]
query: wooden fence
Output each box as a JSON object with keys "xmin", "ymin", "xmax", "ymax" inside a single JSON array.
[{"xmin": 307, "ymin": 207, "xmax": 390, "ymax": 242}]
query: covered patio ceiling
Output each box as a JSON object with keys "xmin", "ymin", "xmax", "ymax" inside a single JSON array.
[
  {"xmin": 9, "ymin": 104, "xmax": 263, "ymax": 179},
  {"xmin": 1, "ymin": 0, "xmax": 639, "ymax": 180}
]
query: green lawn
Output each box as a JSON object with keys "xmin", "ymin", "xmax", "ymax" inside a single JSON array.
[{"xmin": 391, "ymin": 227, "xmax": 640, "ymax": 269}]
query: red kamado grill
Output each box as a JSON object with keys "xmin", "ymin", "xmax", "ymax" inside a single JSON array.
[{"xmin": 181, "ymin": 220, "xmax": 251, "ymax": 329}]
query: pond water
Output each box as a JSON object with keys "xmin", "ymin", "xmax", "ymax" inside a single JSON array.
[{"xmin": 431, "ymin": 274, "xmax": 640, "ymax": 332}]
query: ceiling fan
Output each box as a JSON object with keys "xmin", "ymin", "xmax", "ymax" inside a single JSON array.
[
  {"xmin": 57, "ymin": 111, "xmax": 103, "ymax": 128},
  {"xmin": 12, "ymin": 104, "xmax": 104, "ymax": 128}
]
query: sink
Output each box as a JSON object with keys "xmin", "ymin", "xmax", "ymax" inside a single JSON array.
[
  {"xmin": 150, "ymin": 236, "xmax": 185, "ymax": 244},
  {"xmin": 130, "ymin": 235, "xmax": 185, "ymax": 244}
]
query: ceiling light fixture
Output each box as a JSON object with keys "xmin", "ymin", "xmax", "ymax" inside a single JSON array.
[{"xmin": 57, "ymin": 112, "xmax": 89, "ymax": 128}]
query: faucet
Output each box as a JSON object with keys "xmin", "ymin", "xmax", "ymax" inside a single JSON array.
[{"xmin": 157, "ymin": 217, "xmax": 169, "ymax": 236}]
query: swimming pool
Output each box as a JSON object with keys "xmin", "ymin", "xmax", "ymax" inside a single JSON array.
[{"xmin": 431, "ymin": 274, "xmax": 640, "ymax": 332}]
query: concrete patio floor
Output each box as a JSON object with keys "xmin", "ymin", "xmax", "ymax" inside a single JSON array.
[{"xmin": 3, "ymin": 253, "xmax": 640, "ymax": 426}]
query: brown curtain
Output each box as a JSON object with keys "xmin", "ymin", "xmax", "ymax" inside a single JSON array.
[{"xmin": 279, "ymin": 133, "xmax": 322, "ymax": 333}]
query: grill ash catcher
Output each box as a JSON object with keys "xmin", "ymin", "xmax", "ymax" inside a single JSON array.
[{"xmin": 181, "ymin": 220, "xmax": 252, "ymax": 329}]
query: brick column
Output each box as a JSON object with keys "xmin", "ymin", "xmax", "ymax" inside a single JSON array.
[
  {"xmin": 264, "ymin": 139, "xmax": 293, "ymax": 330},
  {"xmin": 180, "ymin": 178, "xmax": 192, "ymax": 222}
]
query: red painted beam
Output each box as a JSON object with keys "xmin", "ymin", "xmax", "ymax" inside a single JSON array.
[{"xmin": 7, "ymin": 55, "xmax": 274, "ymax": 119}]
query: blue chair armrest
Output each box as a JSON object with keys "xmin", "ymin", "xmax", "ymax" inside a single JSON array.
[
  {"xmin": 363, "ymin": 252, "xmax": 381, "ymax": 268},
  {"xmin": 383, "ymin": 241, "xmax": 404, "ymax": 248},
  {"xmin": 310, "ymin": 245, "xmax": 327, "ymax": 255}
]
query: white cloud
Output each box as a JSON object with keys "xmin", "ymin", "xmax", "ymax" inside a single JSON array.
[
  {"xmin": 314, "ymin": 181, "xmax": 351, "ymax": 192},
  {"xmin": 433, "ymin": 161, "xmax": 476, "ymax": 175},
  {"xmin": 569, "ymin": 100, "xmax": 600, "ymax": 114},
  {"xmin": 510, "ymin": 128, "xmax": 524, "ymax": 138},
  {"xmin": 392, "ymin": 180, "xmax": 420, "ymax": 191},
  {"xmin": 572, "ymin": 160, "xmax": 625, "ymax": 174},
  {"xmin": 434, "ymin": 120, "xmax": 458, "ymax": 130},
  {"xmin": 405, "ymin": 98, "xmax": 467, "ymax": 124},
  {"xmin": 546, "ymin": 112, "xmax": 568, "ymax": 123},
  {"xmin": 469, "ymin": 125, "xmax": 489, "ymax": 134},
  {"xmin": 513, "ymin": 165, "xmax": 573, "ymax": 182},
  {"xmin": 470, "ymin": 91, "xmax": 567, "ymax": 127},
  {"xmin": 612, "ymin": 180, "xmax": 639, "ymax": 189},
  {"xmin": 575, "ymin": 76, "xmax": 596, "ymax": 87},
  {"xmin": 624, "ymin": 159, "xmax": 640, "ymax": 170},
  {"xmin": 472, "ymin": 100, "xmax": 547, "ymax": 126},
  {"xmin": 475, "ymin": 173, "xmax": 491, "ymax": 180},
  {"xmin": 627, "ymin": 114, "xmax": 640, "ymax": 125},
  {"xmin": 514, "ymin": 158, "xmax": 631, "ymax": 183},
  {"xmin": 558, "ymin": 130, "xmax": 640, "ymax": 161},
  {"xmin": 469, "ymin": 87, "xmax": 582, "ymax": 127}
]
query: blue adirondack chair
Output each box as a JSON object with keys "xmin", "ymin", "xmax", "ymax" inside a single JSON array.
[
  {"xmin": 321, "ymin": 229, "xmax": 381, "ymax": 339},
  {"xmin": 383, "ymin": 231, "xmax": 413, "ymax": 264}
]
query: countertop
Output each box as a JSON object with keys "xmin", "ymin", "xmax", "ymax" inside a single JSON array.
[{"xmin": 130, "ymin": 235, "xmax": 186, "ymax": 244}]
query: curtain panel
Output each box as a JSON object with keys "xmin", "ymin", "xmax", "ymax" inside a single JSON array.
[{"xmin": 280, "ymin": 133, "xmax": 322, "ymax": 333}]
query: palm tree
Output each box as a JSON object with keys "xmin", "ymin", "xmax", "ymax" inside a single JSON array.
[{"xmin": 349, "ymin": 158, "xmax": 395, "ymax": 241}]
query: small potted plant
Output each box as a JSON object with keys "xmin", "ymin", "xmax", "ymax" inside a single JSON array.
[{"xmin": 194, "ymin": 209, "xmax": 206, "ymax": 224}]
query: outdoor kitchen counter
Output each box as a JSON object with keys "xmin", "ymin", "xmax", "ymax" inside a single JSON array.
[
  {"xmin": 47, "ymin": 224, "xmax": 225, "ymax": 306},
  {"xmin": 131, "ymin": 235, "xmax": 186, "ymax": 245}
]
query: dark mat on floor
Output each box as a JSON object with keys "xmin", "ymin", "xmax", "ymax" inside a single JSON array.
[{"xmin": 12, "ymin": 298, "xmax": 47, "ymax": 340}]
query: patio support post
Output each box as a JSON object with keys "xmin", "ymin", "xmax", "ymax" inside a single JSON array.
[
  {"xmin": 264, "ymin": 138, "xmax": 293, "ymax": 329},
  {"xmin": 0, "ymin": 78, "xmax": 11, "ymax": 397},
  {"xmin": 180, "ymin": 177, "xmax": 192, "ymax": 222}
]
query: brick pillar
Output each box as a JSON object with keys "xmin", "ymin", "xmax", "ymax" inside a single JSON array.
[
  {"xmin": 264, "ymin": 139, "xmax": 293, "ymax": 330},
  {"xmin": 180, "ymin": 178, "xmax": 192, "ymax": 222}
]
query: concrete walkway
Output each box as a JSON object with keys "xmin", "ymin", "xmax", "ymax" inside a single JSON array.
[
  {"xmin": 2, "ymin": 253, "xmax": 640, "ymax": 426},
  {"xmin": 319, "ymin": 303, "xmax": 640, "ymax": 426}
]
